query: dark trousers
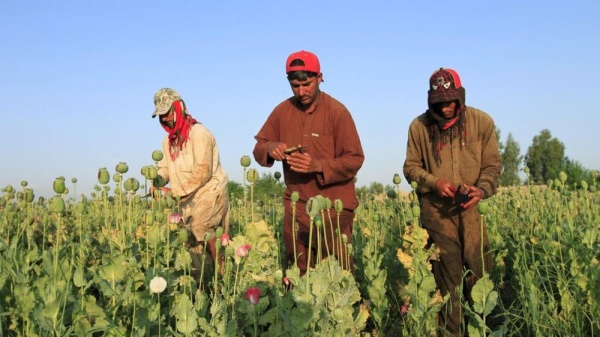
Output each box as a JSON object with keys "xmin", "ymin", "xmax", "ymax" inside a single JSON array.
[{"xmin": 426, "ymin": 216, "xmax": 493, "ymax": 337}]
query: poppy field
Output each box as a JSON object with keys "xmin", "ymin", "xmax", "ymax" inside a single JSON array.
[{"xmin": 0, "ymin": 153, "xmax": 599, "ymax": 337}]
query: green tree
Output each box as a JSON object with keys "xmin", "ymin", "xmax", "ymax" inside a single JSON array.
[
  {"xmin": 561, "ymin": 157, "xmax": 592, "ymax": 188},
  {"xmin": 368, "ymin": 182, "xmax": 384, "ymax": 195},
  {"xmin": 524, "ymin": 129, "xmax": 565, "ymax": 184},
  {"xmin": 250, "ymin": 172, "xmax": 286, "ymax": 199},
  {"xmin": 498, "ymin": 132, "xmax": 522, "ymax": 186},
  {"xmin": 227, "ymin": 181, "xmax": 244, "ymax": 200}
]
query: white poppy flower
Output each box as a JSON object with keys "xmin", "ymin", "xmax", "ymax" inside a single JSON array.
[{"xmin": 149, "ymin": 276, "xmax": 167, "ymax": 294}]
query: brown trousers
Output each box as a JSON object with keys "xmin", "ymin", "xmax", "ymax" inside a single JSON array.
[{"xmin": 283, "ymin": 204, "xmax": 354, "ymax": 275}]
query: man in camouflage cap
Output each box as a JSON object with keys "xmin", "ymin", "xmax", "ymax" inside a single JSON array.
[
  {"xmin": 152, "ymin": 87, "xmax": 230, "ymax": 280},
  {"xmin": 403, "ymin": 68, "xmax": 501, "ymax": 337}
]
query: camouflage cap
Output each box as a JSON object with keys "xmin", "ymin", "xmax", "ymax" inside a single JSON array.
[{"xmin": 152, "ymin": 88, "xmax": 182, "ymax": 118}]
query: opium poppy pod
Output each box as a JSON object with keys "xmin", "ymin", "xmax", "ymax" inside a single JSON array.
[
  {"xmin": 25, "ymin": 189, "xmax": 34, "ymax": 203},
  {"xmin": 116, "ymin": 162, "xmax": 129, "ymax": 174},
  {"xmin": 152, "ymin": 150, "xmax": 164, "ymax": 162},
  {"xmin": 246, "ymin": 168, "xmax": 258, "ymax": 183},
  {"xmin": 153, "ymin": 175, "xmax": 166, "ymax": 188},
  {"xmin": 51, "ymin": 196, "xmax": 65, "ymax": 215},
  {"xmin": 98, "ymin": 168, "xmax": 110, "ymax": 185},
  {"xmin": 240, "ymin": 155, "xmax": 251, "ymax": 168},
  {"xmin": 291, "ymin": 191, "xmax": 300, "ymax": 202},
  {"xmin": 393, "ymin": 173, "xmax": 402, "ymax": 185},
  {"xmin": 145, "ymin": 166, "xmax": 158, "ymax": 180},
  {"xmin": 53, "ymin": 178, "xmax": 66, "ymax": 194},
  {"xmin": 274, "ymin": 171, "xmax": 282, "ymax": 180},
  {"xmin": 334, "ymin": 199, "xmax": 344, "ymax": 213}
]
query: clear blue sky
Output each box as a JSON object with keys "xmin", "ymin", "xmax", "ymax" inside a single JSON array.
[{"xmin": 1, "ymin": 1, "xmax": 598, "ymax": 198}]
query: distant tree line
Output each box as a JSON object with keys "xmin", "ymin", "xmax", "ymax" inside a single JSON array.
[{"xmin": 497, "ymin": 128, "xmax": 598, "ymax": 188}]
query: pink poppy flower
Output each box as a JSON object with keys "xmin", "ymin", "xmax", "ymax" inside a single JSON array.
[
  {"xmin": 220, "ymin": 233, "xmax": 230, "ymax": 247},
  {"xmin": 236, "ymin": 244, "xmax": 251, "ymax": 257},
  {"xmin": 168, "ymin": 212, "xmax": 182, "ymax": 224},
  {"xmin": 244, "ymin": 286, "xmax": 261, "ymax": 305}
]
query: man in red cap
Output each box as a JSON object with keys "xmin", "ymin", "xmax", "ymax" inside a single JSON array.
[
  {"xmin": 253, "ymin": 50, "xmax": 364, "ymax": 276},
  {"xmin": 403, "ymin": 68, "xmax": 501, "ymax": 336}
]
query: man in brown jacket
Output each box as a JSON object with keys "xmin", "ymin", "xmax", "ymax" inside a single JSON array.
[
  {"xmin": 253, "ymin": 50, "xmax": 364, "ymax": 275},
  {"xmin": 403, "ymin": 68, "xmax": 501, "ymax": 337}
]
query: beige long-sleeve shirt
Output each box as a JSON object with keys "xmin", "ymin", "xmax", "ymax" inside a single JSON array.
[{"xmin": 157, "ymin": 123, "xmax": 228, "ymax": 198}]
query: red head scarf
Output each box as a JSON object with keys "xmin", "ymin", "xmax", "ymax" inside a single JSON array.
[{"xmin": 161, "ymin": 100, "xmax": 197, "ymax": 160}]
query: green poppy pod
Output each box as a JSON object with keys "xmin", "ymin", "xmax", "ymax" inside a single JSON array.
[
  {"xmin": 5, "ymin": 185, "xmax": 14, "ymax": 193},
  {"xmin": 477, "ymin": 201, "xmax": 489, "ymax": 215},
  {"xmin": 410, "ymin": 181, "xmax": 418, "ymax": 190},
  {"xmin": 154, "ymin": 211, "xmax": 165, "ymax": 223},
  {"xmin": 524, "ymin": 166, "xmax": 530, "ymax": 174},
  {"xmin": 591, "ymin": 170, "xmax": 598, "ymax": 180},
  {"xmin": 76, "ymin": 202, "xmax": 86, "ymax": 214},
  {"xmin": 240, "ymin": 155, "xmax": 251, "ymax": 168},
  {"xmin": 274, "ymin": 171, "xmax": 282, "ymax": 180},
  {"xmin": 115, "ymin": 162, "xmax": 129, "ymax": 174},
  {"xmin": 314, "ymin": 214, "xmax": 323, "ymax": 227},
  {"xmin": 547, "ymin": 179, "xmax": 554, "ymax": 188},
  {"xmin": 306, "ymin": 197, "xmax": 320, "ymax": 218},
  {"xmin": 581, "ymin": 181, "xmax": 589, "ymax": 191},
  {"xmin": 387, "ymin": 189, "xmax": 397, "ymax": 199},
  {"xmin": 166, "ymin": 195, "xmax": 175, "ymax": 208},
  {"xmin": 347, "ymin": 243, "xmax": 353, "ymax": 254},
  {"xmin": 16, "ymin": 192, "xmax": 24, "ymax": 201},
  {"xmin": 291, "ymin": 191, "xmax": 300, "ymax": 202},
  {"xmin": 25, "ymin": 189, "xmax": 34, "ymax": 203},
  {"xmin": 177, "ymin": 229, "xmax": 188, "ymax": 243},
  {"xmin": 21, "ymin": 180, "xmax": 28, "ymax": 187},
  {"xmin": 341, "ymin": 234, "xmax": 348, "ymax": 244},
  {"xmin": 324, "ymin": 197, "xmax": 332, "ymax": 210},
  {"xmin": 333, "ymin": 308, "xmax": 345, "ymax": 321},
  {"xmin": 274, "ymin": 269, "xmax": 283, "ymax": 282},
  {"xmin": 373, "ymin": 213, "xmax": 380, "ymax": 222},
  {"xmin": 53, "ymin": 178, "xmax": 66, "ymax": 194},
  {"xmin": 146, "ymin": 166, "xmax": 158, "ymax": 180},
  {"xmin": 153, "ymin": 175, "xmax": 167, "ymax": 188},
  {"xmin": 51, "ymin": 196, "xmax": 65, "ymax": 215},
  {"xmin": 215, "ymin": 227, "xmax": 224, "ymax": 238},
  {"xmin": 123, "ymin": 177, "xmax": 137, "ymax": 192},
  {"xmin": 553, "ymin": 179, "xmax": 561, "ymax": 189},
  {"xmin": 98, "ymin": 168, "xmax": 110, "ymax": 185},
  {"xmin": 247, "ymin": 168, "xmax": 258, "ymax": 183},
  {"xmin": 411, "ymin": 205, "xmax": 421, "ymax": 217},
  {"xmin": 559, "ymin": 171, "xmax": 568, "ymax": 183},
  {"xmin": 334, "ymin": 199, "xmax": 344, "ymax": 213},
  {"xmin": 113, "ymin": 173, "xmax": 122, "ymax": 183},
  {"xmin": 152, "ymin": 150, "xmax": 164, "ymax": 162},
  {"xmin": 71, "ymin": 178, "xmax": 77, "ymax": 184},
  {"xmin": 393, "ymin": 173, "xmax": 401, "ymax": 185},
  {"xmin": 145, "ymin": 210, "xmax": 154, "ymax": 224}
]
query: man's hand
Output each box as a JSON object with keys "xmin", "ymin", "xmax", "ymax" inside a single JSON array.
[
  {"xmin": 460, "ymin": 185, "xmax": 485, "ymax": 209},
  {"xmin": 267, "ymin": 142, "xmax": 288, "ymax": 161},
  {"xmin": 286, "ymin": 152, "xmax": 322, "ymax": 174},
  {"xmin": 434, "ymin": 178, "xmax": 457, "ymax": 198}
]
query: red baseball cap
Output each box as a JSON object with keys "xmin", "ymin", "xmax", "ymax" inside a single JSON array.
[{"xmin": 285, "ymin": 50, "xmax": 321, "ymax": 74}]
